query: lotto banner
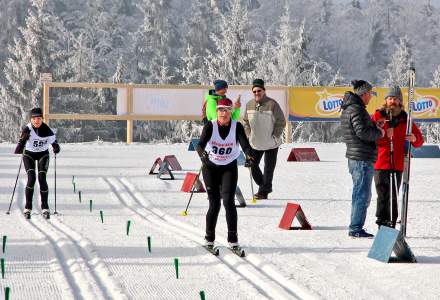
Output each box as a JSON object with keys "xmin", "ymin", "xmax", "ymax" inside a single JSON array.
[{"xmin": 288, "ymin": 87, "xmax": 440, "ymax": 122}]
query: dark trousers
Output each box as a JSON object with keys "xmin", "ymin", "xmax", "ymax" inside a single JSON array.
[
  {"xmin": 202, "ymin": 162, "xmax": 238, "ymax": 243},
  {"xmin": 23, "ymin": 150, "xmax": 50, "ymax": 210},
  {"xmin": 250, "ymin": 147, "xmax": 278, "ymax": 194},
  {"xmin": 374, "ymin": 170, "xmax": 402, "ymax": 226}
]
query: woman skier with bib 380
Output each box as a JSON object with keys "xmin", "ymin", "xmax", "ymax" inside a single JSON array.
[
  {"xmin": 197, "ymin": 98, "xmax": 254, "ymax": 255},
  {"xmin": 14, "ymin": 107, "xmax": 60, "ymax": 219}
]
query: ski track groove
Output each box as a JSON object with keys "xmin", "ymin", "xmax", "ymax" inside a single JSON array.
[
  {"xmin": 103, "ymin": 177, "xmax": 265, "ymax": 300},
  {"xmin": 15, "ymin": 181, "xmax": 77, "ymax": 300},
  {"xmin": 105, "ymin": 176, "xmax": 316, "ymax": 300},
  {"xmin": 48, "ymin": 216, "xmax": 129, "ymax": 300},
  {"xmin": 17, "ymin": 180, "xmax": 127, "ymax": 300}
]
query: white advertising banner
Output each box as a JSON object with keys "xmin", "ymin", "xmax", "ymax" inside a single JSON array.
[{"xmin": 117, "ymin": 86, "xmax": 288, "ymax": 118}]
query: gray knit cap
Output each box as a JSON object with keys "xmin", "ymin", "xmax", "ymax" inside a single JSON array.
[{"xmin": 385, "ymin": 86, "xmax": 403, "ymax": 100}]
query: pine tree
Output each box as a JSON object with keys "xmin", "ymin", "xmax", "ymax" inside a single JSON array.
[
  {"xmin": 0, "ymin": 0, "xmax": 28, "ymax": 83},
  {"xmin": 0, "ymin": 0, "xmax": 69, "ymax": 141},
  {"xmin": 366, "ymin": 21, "xmax": 389, "ymax": 84},
  {"xmin": 270, "ymin": 3, "xmax": 297, "ymax": 85},
  {"xmin": 112, "ymin": 56, "xmax": 126, "ymax": 84},
  {"xmin": 254, "ymin": 34, "xmax": 274, "ymax": 83},
  {"xmin": 205, "ymin": 0, "xmax": 257, "ymax": 84},
  {"xmin": 131, "ymin": 0, "xmax": 179, "ymax": 84},
  {"xmin": 382, "ymin": 36, "xmax": 412, "ymax": 86},
  {"xmin": 181, "ymin": 44, "xmax": 203, "ymax": 84},
  {"xmin": 270, "ymin": 10, "xmax": 312, "ymax": 86}
]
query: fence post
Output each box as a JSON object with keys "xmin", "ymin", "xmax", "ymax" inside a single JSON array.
[
  {"xmin": 285, "ymin": 87, "xmax": 292, "ymax": 143},
  {"xmin": 126, "ymin": 84, "xmax": 134, "ymax": 144},
  {"xmin": 43, "ymin": 82, "xmax": 50, "ymax": 126}
]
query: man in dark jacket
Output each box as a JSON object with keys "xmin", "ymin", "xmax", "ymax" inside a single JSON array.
[{"xmin": 340, "ymin": 80, "xmax": 384, "ymax": 238}]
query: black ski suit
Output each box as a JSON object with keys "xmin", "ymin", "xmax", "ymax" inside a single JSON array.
[
  {"xmin": 197, "ymin": 121, "xmax": 252, "ymax": 243},
  {"xmin": 15, "ymin": 123, "xmax": 60, "ymax": 210}
]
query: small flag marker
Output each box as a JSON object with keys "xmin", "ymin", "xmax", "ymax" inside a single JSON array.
[
  {"xmin": 100, "ymin": 210, "xmax": 104, "ymax": 223},
  {"xmin": 2, "ymin": 236, "xmax": 6, "ymax": 254},
  {"xmin": 1, "ymin": 258, "xmax": 5, "ymax": 279},
  {"xmin": 89, "ymin": 200, "xmax": 93, "ymax": 212},
  {"xmin": 147, "ymin": 236, "xmax": 152, "ymax": 253},
  {"xmin": 72, "ymin": 175, "xmax": 75, "ymax": 184},
  {"xmin": 200, "ymin": 290, "xmax": 206, "ymax": 300},
  {"xmin": 73, "ymin": 182, "xmax": 76, "ymax": 193},
  {"xmin": 78, "ymin": 191, "xmax": 82, "ymax": 203},
  {"xmin": 126, "ymin": 220, "xmax": 131, "ymax": 236},
  {"xmin": 174, "ymin": 258, "xmax": 179, "ymax": 279},
  {"xmin": 5, "ymin": 287, "xmax": 10, "ymax": 300}
]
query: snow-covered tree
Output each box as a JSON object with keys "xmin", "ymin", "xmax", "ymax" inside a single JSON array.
[
  {"xmin": 112, "ymin": 56, "xmax": 126, "ymax": 84},
  {"xmin": 181, "ymin": 45, "xmax": 203, "ymax": 84},
  {"xmin": 366, "ymin": 21, "xmax": 389, "ymax": 84},
  {"xmin": 271, "ymin": 13, "xmax": 312, "ymax": 86},
  {"xmin": 382, "ymin": 36, "xmax": 412, "ymax": 87},
  {"xmin": 183, "ymin": 0, "xmax": 216, "ymax": 56},
  {"xmin": 0, "ymin": 0, "xmax": 69, "ymax": 141},
  {"xmin": 269, "ymin": 3, "xmax": 297, "ymax": 85},
  {"xmin": 205, "ymin": 0, "xmax": 257, "ymax": 84},
  {"xmin": 253, "ymin": 34, "xmax": 274, "ymax": 83},
  {"xmin": 131, "ymin": 0, "xmax": 179, "ymax": 84},
  {"xmin": 0, "ymin": 0, "xmax": 28, "ymax": 83}
]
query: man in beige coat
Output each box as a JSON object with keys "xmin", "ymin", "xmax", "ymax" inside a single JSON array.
[{"xmin": 243, "ymin": 79, "xmax": 286, "ymax": 199}]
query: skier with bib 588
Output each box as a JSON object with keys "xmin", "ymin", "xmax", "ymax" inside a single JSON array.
[
  {"xmin": 14, "ymin": 107, "xmax": 60, "ymax": 219},
  {"xmin": 197, "ymin": 98, "xmax": 254, "ymax": 256}
]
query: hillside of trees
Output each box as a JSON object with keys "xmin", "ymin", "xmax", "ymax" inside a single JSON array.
[{"xmin": 1, "ymin": 0, "xmax": 440, "ymax": 143}]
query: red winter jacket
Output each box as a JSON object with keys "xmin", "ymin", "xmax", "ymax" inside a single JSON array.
[{"xmin": 372, "ymin": 109, "xmax": 424, "ymax": 171}]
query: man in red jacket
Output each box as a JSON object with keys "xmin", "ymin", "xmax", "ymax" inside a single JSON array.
[{"xmin": 372, "ymin": 86, "xmax": 424, "ymax": 228}]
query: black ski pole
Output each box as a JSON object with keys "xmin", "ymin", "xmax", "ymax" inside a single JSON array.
[
  {"xmin": 53, "ymin": 153, "xmax": 58, "ymax": 215},
  {"xmin": 6, "ymin": 156, "xmax": 23, "ymax": 215}
]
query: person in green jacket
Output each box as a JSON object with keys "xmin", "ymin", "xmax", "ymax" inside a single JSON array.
[{"xmin": 202, "ymin": 79, "xmax": 241, "ymax": 124}]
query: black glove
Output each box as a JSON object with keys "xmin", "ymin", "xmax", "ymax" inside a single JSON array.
[
  {"xmin": 52, "ymin": 142, "xmax": 60, "ymax": 154},
  {"xmin": 14, "ymin": 143, "xmax": 25, "ymax": 154},
  {"xmin": 245, "ymin": 156, "xmax": 255, "ymax": 168},
  {"xmin": 200, "ymin": 150, "xmax": 210, "ymax": 165},
  {"xmin": 14, "ymin": 127, "xmax": 30, "ymax": 154}
]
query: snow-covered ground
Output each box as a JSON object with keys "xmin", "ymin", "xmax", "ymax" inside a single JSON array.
[{"xmin": 0, "ymin": 142, "xmax": 439, "ymax": 300}]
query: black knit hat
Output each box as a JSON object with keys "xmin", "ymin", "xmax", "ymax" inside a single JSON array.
[
  {"xmin": 351, "ymin": 79, "xmax": 376, "ymax": 96},
  {"xmin": 30, "ymin": 107, "xmax": 43, "ymax": 118},
  {"xmin": 252, "ymin": 79, "xmax": 265, "ymax": 90}
]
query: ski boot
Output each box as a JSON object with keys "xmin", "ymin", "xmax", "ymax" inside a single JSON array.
[
  {"xmin": 23, "ymin": 209, "xmax": 31, "ymax": 220},
  {"xmin": 228, "ymin": 242, "xmax": 245, "ymax": 257},
  {"xmin": 42, "ymin": 209, "xmax": 50, "ymax": 220}
]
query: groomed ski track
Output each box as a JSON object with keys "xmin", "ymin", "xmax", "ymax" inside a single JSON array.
[
  {"xmin": 15, "ymin": 180, "xmax": 128, "ymax": 300},
  {"xmin": 105, "ymin": 176, "xmax": 315, "ymax": 300}
]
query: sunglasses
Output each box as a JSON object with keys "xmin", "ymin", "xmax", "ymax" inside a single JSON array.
[
  {"xmin": 252, "ymin": 89, "xmax": 263, "ymax": 94},
  {"xmin": 217, "ymin": 107, "xmax": 232, "ymax": 112}
]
